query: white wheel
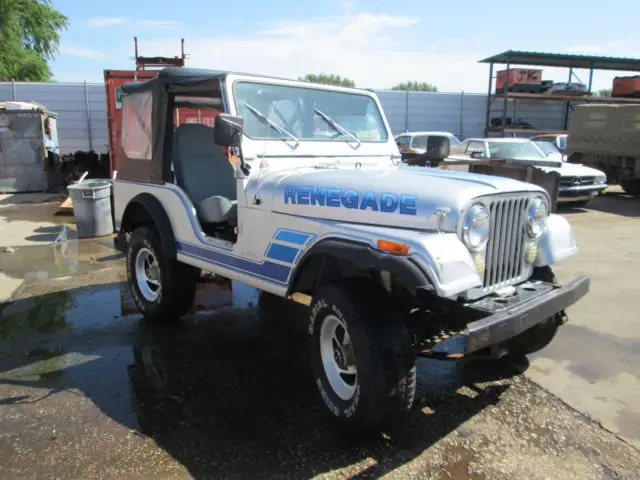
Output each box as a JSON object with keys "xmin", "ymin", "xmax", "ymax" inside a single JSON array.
[
  {"xmin": 135, "ymin": 247, "xmax": 162, "ymax": 302},
  {"xmin": 319, "ymin": 314, "xmax": 357, "ymax": 401}
]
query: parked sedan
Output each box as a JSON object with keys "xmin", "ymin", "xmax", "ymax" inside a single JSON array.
[{"xmin": 447, "ymin": 138, "xmax": 607, "ymax": 207}]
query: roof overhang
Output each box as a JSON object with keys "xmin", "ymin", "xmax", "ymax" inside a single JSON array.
[{"xmin": 479, "ymin": 50, "xmax": 640, "ymax": 72}]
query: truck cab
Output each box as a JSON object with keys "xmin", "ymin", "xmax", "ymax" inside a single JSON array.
[{"xmin": 113, "ymin": 67, "xmax": 590, "ymax": 435}]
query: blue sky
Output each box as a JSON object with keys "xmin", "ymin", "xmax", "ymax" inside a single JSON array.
[{"xmin": 50, "ymin": 0, "xmax": 639, "ymax": 92}]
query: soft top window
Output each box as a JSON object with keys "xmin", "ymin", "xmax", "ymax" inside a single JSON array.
[{"xmin": 121, "ymin": 91, "xmax": 153, "ymax": 160}]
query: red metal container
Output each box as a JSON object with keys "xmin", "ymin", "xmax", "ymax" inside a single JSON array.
[
  {"xmin": 104, "ymin": 69, "xmax": 221, "ymax": 174},
  {"xmin": 612, "ymin": 76, "xmax": 640, "ymax": 97},
  {"xmin": 496, "ymin": 68, "xmax": 543, "ymax": 90}
]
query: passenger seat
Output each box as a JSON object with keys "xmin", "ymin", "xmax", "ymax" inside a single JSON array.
[{"xmin": 173, "ymin": 123, "xmax": 237, "ymax": 225}]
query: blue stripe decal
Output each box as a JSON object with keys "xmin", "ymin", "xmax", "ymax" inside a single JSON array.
[
  {"xmin": 176, "ymin": 241, "xmax": 291, "ymax": 284},
  {"xmin": 274, "ymin": 230, "xmax": 312, "ymax": 245},
  {"xmin": 266, "ymin": 243, "xmax": 299, "ymax": 263}
]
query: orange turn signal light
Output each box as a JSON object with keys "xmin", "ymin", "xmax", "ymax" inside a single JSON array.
[{"xmin": 377, "ymin": 239, "xmax": 410, "ymax": 255}]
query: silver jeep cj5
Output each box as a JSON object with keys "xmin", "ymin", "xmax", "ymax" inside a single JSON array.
[{"xmin": 112, "ymin": 67, "xmax": 590, "ymax": 434}]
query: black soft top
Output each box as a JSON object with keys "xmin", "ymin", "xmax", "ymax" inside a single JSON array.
[{"xmin": 121, "ymin": 67, "xmax": 228, "ymax": 94}]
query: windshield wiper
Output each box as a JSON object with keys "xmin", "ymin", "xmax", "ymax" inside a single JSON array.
[
  {"xmin": 243, "ymin": 103, "xmax": 299, "ymax": 147},
  {"xmin": 313, "ymin": 108, "xmax": 361, "ymax": 148}
]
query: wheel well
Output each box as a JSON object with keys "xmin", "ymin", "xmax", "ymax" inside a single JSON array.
[
  {"xmin": 120, "ymin": 194, "xmax": 177, "ymax": 259},
  {"xmin": 287, "ymin": 239, "xmax": 431, "ymax": 307},
  {"xmin": 121, "ymin": 202, "xmax": 154, "ymax": 233}
]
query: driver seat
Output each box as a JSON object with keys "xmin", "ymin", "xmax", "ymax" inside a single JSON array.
[{"xmin": 173, "ymin": 123, "xmax": 237, "ymax": 225}]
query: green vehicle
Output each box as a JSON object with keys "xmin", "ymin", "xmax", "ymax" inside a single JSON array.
[{"xmin": 567, "ymin": 103, "xmax": 640, "ymax": 196}]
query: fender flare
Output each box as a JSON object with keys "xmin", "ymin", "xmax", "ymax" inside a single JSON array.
[
  {"xmin": 287, "ymin": 238, "xmax": 432, "ymax": 296},
  {"xmin": 121, "ymin": 193, "xmax": 177, "ymax": 259}
]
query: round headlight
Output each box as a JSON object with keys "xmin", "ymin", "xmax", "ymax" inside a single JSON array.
[
  {"xmin": 463, "ymin": 204, "xmax": 490, "ymax": 251},
  {"xmin": 595, "ymin": 175, "xmax": 606, "ymax": 185},
  {"xmin": 526, "ymin": 197, "xmax": 548, "ymax": 238}
]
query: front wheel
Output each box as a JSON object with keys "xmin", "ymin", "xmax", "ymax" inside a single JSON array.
[
  {"xmin": 126, "ymin": 226, "xmax": 197, "ymax": 322},
  {"xmin": 308, "ymin": 280, "xmax": 416, "ymax": 434}
]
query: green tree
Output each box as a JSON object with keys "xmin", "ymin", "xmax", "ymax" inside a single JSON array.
[
  {"xmin": 597, "ymin": 88, "xmax": 612, "ymax": 97},
  {"xmin": 0, "ymin": 0, "xmax": 68, "ymax": 81},
  {"xmin": 298, "ymin": 73, "xmax": 356, "ymax": 87},
  {"xmin": 392, "ymin": 81, "xmax": 439, "ymax": 92}
]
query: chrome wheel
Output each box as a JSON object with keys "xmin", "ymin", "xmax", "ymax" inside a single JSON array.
[
  {"xmin": 135, "ymin": 247, "xmax": 162, "ymax": 302},
  {"xmin": 319, "ymin": 314, "xmax": 357, "ymax": 401}
]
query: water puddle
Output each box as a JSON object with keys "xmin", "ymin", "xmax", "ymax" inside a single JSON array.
[
  {"xmin": 0, "ymin": 273, "xmax": 259, "ymax": 341},
  {"xmin": 0, "ymin": 227, "xmax": 122, "ymax": 285},
  {"xmin": 0, "ymin": 200, "xmax": 70, "ymax": 225}
]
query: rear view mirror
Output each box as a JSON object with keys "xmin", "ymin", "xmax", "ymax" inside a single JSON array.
[
  {"xmin": 425, "ymin": 136, "xmax": 450, "ymax": 160},
  {"xmin": 214, "ymin": 114, "xmax": 243, "ymax": 147},
  {"xmin": 470, "ymin": 151, "xmax": 486, "ymax": 159}
]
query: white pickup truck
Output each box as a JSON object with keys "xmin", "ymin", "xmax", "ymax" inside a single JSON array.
[{"xmin": 112, "ymin": 67, "xmax": 590, "ymax": 434}]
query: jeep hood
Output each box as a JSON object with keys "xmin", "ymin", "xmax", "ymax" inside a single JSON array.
[{"xmin": 256, "ymin": 165, "xmax": 545, "ymax": 232}]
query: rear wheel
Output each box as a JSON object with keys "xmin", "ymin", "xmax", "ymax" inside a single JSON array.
[
  {"xmin": 126, "ymin": 226, "xmax": 197, "ymax": 322},
  {"xmin": 308, "ymin": 280, "xmax": 416, "ymax": 434}
]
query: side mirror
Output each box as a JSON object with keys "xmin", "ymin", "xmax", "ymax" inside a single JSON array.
[
  {"xmin": 470, "ymin": 151, "xmax": 486, "ymax": 159},
  {"xmin": 214, "ymin": 114, "xmax": 243, "ymax": 147},
  {"xmin": 425, "ymin": 136, "xmax": 450, "ymax": 160}
]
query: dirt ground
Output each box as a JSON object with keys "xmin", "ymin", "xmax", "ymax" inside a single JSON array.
[
  {"xmin": 0, "ymin": 191, "xmax": 639, "ymax": 479},
  {"xmin": 527, "ymin": 187, "xmax": 640, "ymax": 450}
]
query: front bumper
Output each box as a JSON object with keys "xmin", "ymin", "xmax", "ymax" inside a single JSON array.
[
  {"xmin": 558, "ymin": 184, "xmax": 607, "ymax": 202},
  {"xmin": 429, "ymin": 276, "xmax": 590, "ymax": 355}
]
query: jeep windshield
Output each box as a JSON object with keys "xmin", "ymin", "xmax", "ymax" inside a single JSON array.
[{"xmin": 233, "ymin": 81, "xmax": 388, "ymax": 143}]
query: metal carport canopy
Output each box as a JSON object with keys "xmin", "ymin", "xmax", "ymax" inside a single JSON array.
[{"xmin": 479, "ymin": 50, "xmax": 640, "ymax": 71}]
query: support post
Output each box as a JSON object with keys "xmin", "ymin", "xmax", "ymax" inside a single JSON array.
[
  {"xmin": 460, "ymin": 91, "xmax": 464, "ymax": 139},
  {"xmin": 501, "ymin": 61, "xmax": 510, "ymax": 138},
  {"xmin": 484, "ymin": 62, "xmax": 494, "ymax": 137},
  {"xmin": 588, "ymin": 66, "xmax": 594, "ymax": 94},
  {"xmin": 84, "ymin": 81, "xmax": 94, "ymax": 151},
  {"xmin": 562, "ymin": 67, "xmax": 574, "ymax": 131},
  {"xmin": 404, "ymin": 89, "xmax": 409, "ymax": 132}
]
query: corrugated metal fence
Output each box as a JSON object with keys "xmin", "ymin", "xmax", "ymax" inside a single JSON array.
[
  {"xmin": 0, "ymin": 81, "xmax": 108, "ymax": 154},
  {"xmin": 1, "ymin": 81, "xmax": 569, "ymax": 154}
]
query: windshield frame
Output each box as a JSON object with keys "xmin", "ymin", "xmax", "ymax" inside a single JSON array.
[{"xmin": 230, "ymin": 79, "xmax": 389, "ymax": 144}]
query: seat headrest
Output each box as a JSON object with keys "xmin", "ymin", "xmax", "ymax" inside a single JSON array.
[{"xmin": 175, "ymin": 123, "xmax": 217, "ymax": 155}]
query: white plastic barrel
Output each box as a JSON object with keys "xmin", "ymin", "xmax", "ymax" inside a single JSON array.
[{"xmin": 67, "ymin": 179, "xmax": 114, "ymax": 238}]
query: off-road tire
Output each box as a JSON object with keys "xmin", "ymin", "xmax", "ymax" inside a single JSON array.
[
  {"xmin": 308, "ymin": 279, "xmax": 416, "ymax": 434},
  {"xmin": 126, "ymin": 226, "xmax": 197, "ymax": 322},
  {"xmin": 506, "ymin": 266, "xmax": 562, "ymax": 356}
]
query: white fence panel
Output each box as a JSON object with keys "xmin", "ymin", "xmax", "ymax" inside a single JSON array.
[
  {"xmin": 0, "ymin": 81, "xmax": 108, "ymax": 154},
  {"xmin": 1, "ymin": 81, "xmax": 574, "ymax": 153}
]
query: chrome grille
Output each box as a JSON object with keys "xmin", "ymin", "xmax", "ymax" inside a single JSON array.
[
  {"xmin": 483, "ymin": 196, "xmax": 531, "ymax": 289},
  {"xmin": 560, "ymin": 176, "xmax": 595, "ymax": 187}
]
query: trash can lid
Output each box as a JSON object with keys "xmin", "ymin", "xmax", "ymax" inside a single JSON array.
[{"xmin": 67, "ymin": 179, "xmax": 112, "ymax": 190}]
